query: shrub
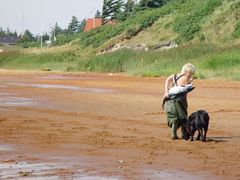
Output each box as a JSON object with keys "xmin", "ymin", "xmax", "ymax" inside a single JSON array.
[
  {"xmin": 54, "ymin": 34, "xmax": 77, "ymax": 45},
  {"xmin": 79, "ymin": 0, "xmax": 180, "ymax": 48},
  {"xmin": 233, "ymin": 21, "xmax": 240, "ymax": 38},
  {"xmin": 173, "ymin": 0, "xmax": 222, "ymax": 43},
  {"xmin": 17, "ymin": 41, "xmax": 41, "ymax": 48}
]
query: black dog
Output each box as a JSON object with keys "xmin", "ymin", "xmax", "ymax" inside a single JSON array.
[{"xmin": 187, "ymin": 110, "xmax": 209, "ymax": 142}]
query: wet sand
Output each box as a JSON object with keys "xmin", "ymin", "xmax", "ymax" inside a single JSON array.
[{"xmin": 0, "ymin": 70, "xmax": 239, "ymax": 179}]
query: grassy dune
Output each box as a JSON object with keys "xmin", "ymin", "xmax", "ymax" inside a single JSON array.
[
  {"xmin": 77, "ymin": 44, "xmax": 240, "ymax": 80},
  {"xmin": 0, "ymin": 0, "xmax": 240, "ymax": 80},
  {"xmin": 1, "ymin": 43, "xmax": 239, "ymax": 80}
]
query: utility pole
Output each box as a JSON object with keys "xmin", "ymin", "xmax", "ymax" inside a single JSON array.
[
  {"xmin": 53, "ymin": 30, "xmax": 56, "ymax": 42},
  {"xmin": 40, "ymin": 33, "xmax": 43, "ymax": 47},
  {"xmin": 21, "ymin": 10, "xmax": 25, "ymax": 36},
  {"xmin": 40, "ymin": 25, "xmax": 43, "ymax": 48}
]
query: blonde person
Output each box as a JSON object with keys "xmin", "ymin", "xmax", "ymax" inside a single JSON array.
[{"xmin": 163, "ymin": 63, "xmax": 196, "ymax": 140}]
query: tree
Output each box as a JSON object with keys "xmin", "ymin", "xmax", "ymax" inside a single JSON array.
[
  {"xmin": 112, "ymin": 0, "xmax": 124, "ymax": 20},
  {"xmin": 138, "ymin": 0, "xmax": 166, "ymax": 9},
  {"xmin": 0, "ymin": 27, "xmax": 18, "ymax": 37},
  {"xmin": 0, "ymin": 27, "xmax": 6, "ymax": 36},
  {"xmin": 50, "ymin": 23, "xmax": 63, "ymax": 42},
  {"xmin": 78, "ymin": 19, "xmax": 87, "ymax": 32},
  {"xmin": 51, "ymin": 23, "xmax": 63, "ymax": 36},
  {"xmin": 102, "ymin": 0, "xmax": 110, "ymax": 23},
  {"xmin": 19, "ymin": 29, "xmax": 35, "ymax": 42},
  {"xmin": 125, "ymin": 0, "xmax": 135, "ymax": 14},
  {"xmin": 6, "ymin": 28, "xmax": 12, "ymax": 35},
  {"xmin": 42, "ymin": 32, "xmax": 50, "ymax": 42},
  {"xmin": 95, "ymin": 10, "xmax": 102, "ymax": 18},
  {"xmin": 120, "ymin": 0, "xmax": 136, "ymax": 20},
  {"xmin": 13, "ymin": 31, "xmax": 18, "ymax": 38},
  {"xmin": 67, "ymin": 16, "xmax": 80, "ymax": 34},
  {"xmin": 102, "ymin": 0, "xmax": 125, "ymax": 23}
]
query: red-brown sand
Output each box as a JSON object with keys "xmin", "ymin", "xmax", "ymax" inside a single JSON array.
[{"xmin": 0, "ymin": 70, "xmax": 239, "ymax": 179}]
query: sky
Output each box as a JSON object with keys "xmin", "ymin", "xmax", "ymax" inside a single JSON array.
[{"xmin": 0, "ymin": 0, "xmax": 103, "ymax": 35}]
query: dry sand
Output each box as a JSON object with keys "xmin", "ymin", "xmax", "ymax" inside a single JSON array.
[{"xmin": 0, "ymin": 70, "xmax": 239, "ymax": 179}]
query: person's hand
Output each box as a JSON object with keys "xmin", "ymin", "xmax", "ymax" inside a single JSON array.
[
  {"xmin": 162, "ymin": 92, "xmax": 168, "ymax": 109},
  {"xmin": 163, "ymin": 92, "xmax": 168, "ymax": 99},
  {"xmin": 189, "ymin": 77, "xmax": 194, "ymax": 84}
]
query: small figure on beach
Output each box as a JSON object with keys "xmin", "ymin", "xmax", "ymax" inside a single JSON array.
[{"xmin": 162, "ymin": 63, "xmax": 196, "ymax": 140}]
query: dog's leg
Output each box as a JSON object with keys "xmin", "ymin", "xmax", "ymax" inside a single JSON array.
[
  {"xmin": 181, "ymin": 119, "xmax": 189, "ymax": 140},
  {"xmin": 203, "ymin": 129, "xmax": 207, "ymax": 142},
  {"xmin": 196, "ymin": 130, "xmax": 200, "ymax": 141},
  {"xmin": 199, "ymin": 129, "xmax": 204, "ymax": 141},
  {"xmin": 190, "ymin": 129, "xmax": 195, "ymax": 141}
]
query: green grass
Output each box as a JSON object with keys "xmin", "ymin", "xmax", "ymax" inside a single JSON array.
[
  {"xmin": 0, "ymin": 43, "xmax": 239, "ymax": 80},
  {"xmin": 77, "ymin": 0, "xmax": 190, "ymax": 48},
  {"xmin": 173, "ymin": 0, "xmax": 222, "ymax": 43},
  {"xmin": 0, "ymin": 44, "xmax": 20, "ymax": 52},
  {"xmin": 77, "ymin": 0, "xmax": 223, "ymax": 49},
  {"xmin": 76, "ymin": 44, "xmax": 240, "ymax": 80},
  {"xmin": 78, "ymin": 8, "xmax": 168, "ymax": 48},
  {"xmin": 198, "ymin": 46, "xmax": 240, "ymax": 80},
  {"xmin": 233, "ymin": 21, "xmax": 240, "ymax": 38},
  {"xmin": 0, "ymin": 0, "xmax": 240, "ymax": 81},
  {"xmin": 0, "ymin": 50, "xmax": 79, "ymax": 71}
]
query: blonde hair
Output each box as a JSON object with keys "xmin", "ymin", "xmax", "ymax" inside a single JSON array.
[{"xmin": 181, "ymin": 63, "xmax": 196, "ymax": 74}]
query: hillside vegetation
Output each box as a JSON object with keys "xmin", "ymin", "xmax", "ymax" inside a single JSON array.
[{"xmin": 0, "ymin": 0, "xmax": 240, "ymax": 80}]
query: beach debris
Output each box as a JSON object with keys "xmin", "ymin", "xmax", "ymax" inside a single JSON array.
[
  {"xmin": 118, "ymin": 160, "xmax": 124, "ymax": 164},
  {"xmin": 18, "ymin": 171, "xmax": 32, "ymax": 177},
  {"xmin": 1, "ymin": 159, "xmax": 17, "ymax": 163}
]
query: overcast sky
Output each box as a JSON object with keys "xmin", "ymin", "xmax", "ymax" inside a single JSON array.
[{"xmin": 0, "ymin": 0, "xmax": 103, "ymax": 35}]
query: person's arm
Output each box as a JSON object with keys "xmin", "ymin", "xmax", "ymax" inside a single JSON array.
[
  {"xmin": 163, "ymin": 74, "xmax": 173, "ymax": 98},
  {"xmin": 188, "ymin": 77, "xmax": 193, "ymax": 84}
]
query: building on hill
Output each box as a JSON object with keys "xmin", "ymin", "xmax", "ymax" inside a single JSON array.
[
  {"xmin": 84, "ymin": 18, "xmax": 102, "ymax": 32},
  {"xmin": 84, "ymin": 18, "xmax": 117, "ymax": 32},
  {"xmin": 0, "ymin": 36, "xmax": 18, "ymax": 46}
]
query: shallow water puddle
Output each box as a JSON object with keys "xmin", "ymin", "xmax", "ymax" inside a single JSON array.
[
  {"xmin": 0, "ymin": 97, "xmax": 35, "ymax": 107},
  {"xmin": 36, "ymin": 75, "xmax": 89, "ymax": 80},
  {"xmin": 36, "ymin": 75, "xmax": 73, "ymax": 80},
  {"xmin": 0, "ymin": 145, "xmax": 14, "ymax": 151},
  {"xmin": 36, "ymin": 74, "xmax": 104, "ymax": 81},
  {"xmin": 144, "ymin": 169, "xmax": 220, "ymax": 180},
  {"xmin": 0, "ymin": 161, "xmax": 119, "ymax": 179},
  {"xmin": 75, "ymin": 176, "xmax": 119, "ymax": 180},
  {"xmin": 8, "ymin": 83, "xmax": 114, "ymax": 93},
  {"xmin": 0, "ymin": 161, "xmax": 67, "ymax": 179},
  {"xmin": 0, "ymin": 144, "xmax": 119, "ymax": 179}
]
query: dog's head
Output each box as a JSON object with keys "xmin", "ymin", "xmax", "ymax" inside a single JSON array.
[
  {"xmin": 181, "ymin": 119, "xmax": 190, "ymax": 140},
  {"xmin": 186, "ymin": 112, "xmax": 197, "ymax": 131},
  {"xmin": 188, "ymin": 112, "xmax": 197, "ymax": 123},
  {"xmin": 186, "ymin": 113, "xmax": 197, "ymax": 136}
]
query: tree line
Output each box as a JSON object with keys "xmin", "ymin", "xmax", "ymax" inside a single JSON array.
[
  {"xmin": 102, "ymin": 0, "xmax": 169, "ymax": 23},
  {"xmin": 1, "ymin": 0, "xmax": 169, "ymax": 48},
  {"xmin": 0, "ymin": 27, "xmax": 18, "ymax": 38},
  {"xmin": 0, "ymin": 15, "xmax": 87, "ymax": 48}
]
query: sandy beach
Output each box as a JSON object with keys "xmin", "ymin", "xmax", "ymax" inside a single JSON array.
[{"xmin": 0, "ymin": 70, "xmax": 239, "ymax": 179}]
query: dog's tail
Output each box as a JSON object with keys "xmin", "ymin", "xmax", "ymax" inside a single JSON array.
[
  {"xmin": 198, "ymin": 110, "xmax": 209, "ymax": 130},
  {"xmin": 203, "ymin": 112, "xmax": 209, "ymax": 131}
]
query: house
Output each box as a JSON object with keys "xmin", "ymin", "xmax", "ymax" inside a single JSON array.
[
  {"xmin": 0, "ymin": 36, "xmax": 18, "ymax": 45},
  {"xmin": 84, "ymin": 18, "xmax": 102, "ymax": 32},
  {"xmin": 84, "ymin": 18, "xmax": 118, "ymax": 32}
]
